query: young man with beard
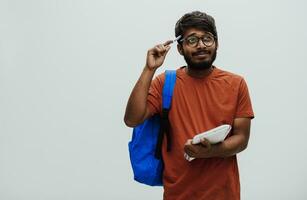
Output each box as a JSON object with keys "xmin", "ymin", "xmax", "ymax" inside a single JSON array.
[{"xmin": 124, "ymin": 11, "xmax": 254, "ymax": 200}]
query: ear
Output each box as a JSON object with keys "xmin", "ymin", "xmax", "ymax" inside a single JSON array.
[{"xmin": 177, "ymin": 44, "xmax": 183, "ymax": 55}]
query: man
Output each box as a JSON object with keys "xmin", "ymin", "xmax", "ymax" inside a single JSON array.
[{"xmin": 124, "ymin": 11, "xmax": 254, "ymax": 200}]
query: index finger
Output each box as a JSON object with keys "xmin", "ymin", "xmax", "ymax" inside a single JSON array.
[{"xmin": 163, "ymin": 40, "xmax": 173, "ymax": 47}]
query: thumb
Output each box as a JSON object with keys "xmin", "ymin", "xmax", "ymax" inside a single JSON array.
[{"xmin": 200, "ymin": 138, "xmax": 211, "ymax": 148}]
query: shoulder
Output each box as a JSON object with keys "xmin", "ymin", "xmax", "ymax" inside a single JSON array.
[
  {"xmin": 153, "ymin": 68, "xmax": 180, "ymax": 85},
  {"xmin": 152, "ymin": 71, "xmax": 165, "ymax": 86},
  {"xmin": 150, "ymin": 70, "xmax": 169, "ymax": 92},
  {"xmin": 212, "ymin": 67, "xmax": 245, "ymax": 86}
]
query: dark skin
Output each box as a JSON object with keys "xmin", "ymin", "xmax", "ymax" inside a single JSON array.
[
  {"xmin": 177, "ymin": 28, "xmax": 218, "ymax": 78},
  {"xmin": 179, "ymin": 28, "xmax": 252, "ymax": 159},
  {"xmin": 124, "ymin": 40, "xmax": 173, "ymax": 127},
  {"xmin": 124, "ymin": 27, "xmax": 252, "ymax": 159},
  {"xmin": 184, "ymin": 118, "xmax": 251, "ymax": 158}
]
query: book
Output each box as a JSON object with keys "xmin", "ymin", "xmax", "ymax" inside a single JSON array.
[{"xmin": 184, "ymin": 124, "xmax": 232, "ymax": 161}]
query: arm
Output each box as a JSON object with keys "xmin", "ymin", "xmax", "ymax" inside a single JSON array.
[
  {"xmin": 124, "ymin": 41, "xmax": 173, "ymax": 127},
  {"xmin": 184, "ymin": 117, "xmax": 251, "ymax": 158}
]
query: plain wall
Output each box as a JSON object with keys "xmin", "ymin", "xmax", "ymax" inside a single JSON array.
[{"xmin": 1, "ymin": 0, "xmax": 307, "ymax": 199}]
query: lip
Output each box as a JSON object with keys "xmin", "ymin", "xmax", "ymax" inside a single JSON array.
[
  {"xmin": 192, "ymin": 51, "xmax": 210, "ymax": 58},
  {"xmin": 193, "ymin": 53, "xmax": 209, "ymax": 58}
]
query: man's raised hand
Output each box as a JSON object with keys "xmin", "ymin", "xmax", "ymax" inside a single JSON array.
[{"xmin": 146, "ymin": 40, "xmax": 173, "ymax": 70}]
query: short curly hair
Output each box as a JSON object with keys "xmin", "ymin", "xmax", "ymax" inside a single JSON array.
[{"xmin": 175, "ymin": 11, "xmax": 218, "ymax": 44}]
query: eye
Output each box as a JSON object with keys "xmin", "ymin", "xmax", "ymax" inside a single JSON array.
[
  {"xmin": 203, "ymin": 36, "xmax": 213, "ymax": 42},
  {"xmin": 187, "ymin": 36, "xmax": 198, "ymax": 44}
]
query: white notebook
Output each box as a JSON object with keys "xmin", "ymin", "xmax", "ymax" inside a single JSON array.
[{"xmin": 184, "ymin": 124, "xmax": 232, "ymax": 161}]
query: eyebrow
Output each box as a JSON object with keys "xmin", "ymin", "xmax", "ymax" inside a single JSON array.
[
  {"xmin": 186, "ymin": 33, "xmax": 197, "ymax": 38},
  {"xmin": 185, "ymin": 32, "xmax": 214, "ymax": 38}
]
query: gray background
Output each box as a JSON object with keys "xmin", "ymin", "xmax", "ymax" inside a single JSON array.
[{"xmin": 1, "ymin": 0, "xmax": 307, "ymax": 199}]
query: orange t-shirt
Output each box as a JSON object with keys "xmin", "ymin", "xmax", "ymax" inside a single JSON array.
[{"xmin": 147, "ymin": 66, "xmax": 254, "ymax": 200}]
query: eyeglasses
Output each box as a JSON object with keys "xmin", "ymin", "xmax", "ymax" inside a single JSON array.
[{"xmin": 180, "ymin": 34, "xmax": 216, "ymax": 47}]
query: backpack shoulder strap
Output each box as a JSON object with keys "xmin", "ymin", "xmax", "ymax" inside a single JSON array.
[
  {"xmin": 155, "ymin": 70, "xmax": 176, "ymax": 159},
  {"xmin": 162, "ymin": 70, "xmax": 176, "ymax": 109}
]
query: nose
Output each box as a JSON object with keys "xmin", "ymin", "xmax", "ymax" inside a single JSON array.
[{"xmin": 196, "ymin": 39, "xmax": 206, "ymax": 48}]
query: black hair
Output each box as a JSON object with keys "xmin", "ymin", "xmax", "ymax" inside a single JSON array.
[{"xmin": 175, "ymin": 11, "xmax": 218, "ymax": 44}]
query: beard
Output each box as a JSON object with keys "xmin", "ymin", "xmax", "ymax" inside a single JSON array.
[{"xmin": 183, "ymin": 49, "xmax": 217, "ymax": 70}]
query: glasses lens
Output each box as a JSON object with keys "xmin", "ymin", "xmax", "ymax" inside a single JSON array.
[
  {"xmin": 186, "ymin": 36, "xmax": 199, "ymax": 46},
  {"xmin": 202, "ymin": 35, "xmax": 214, "ymax": 46},
  {"xmin": 185, "ymin": 35, "xmax": 215, "ymax": 47}
]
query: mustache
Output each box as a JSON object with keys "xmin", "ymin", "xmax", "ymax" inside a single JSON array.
[{"xmin": 192, "ymin": 50, "xmax": 211, "ymax": 56}]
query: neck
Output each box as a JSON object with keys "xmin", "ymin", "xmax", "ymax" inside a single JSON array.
[{"xmin": 185, "ymin": 65, "xmax": 214, "ymax": 78}]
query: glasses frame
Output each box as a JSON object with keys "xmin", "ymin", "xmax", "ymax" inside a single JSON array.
[{"xmin": 180, "ymin": 33, "xmax": 216, "ymax": 48}]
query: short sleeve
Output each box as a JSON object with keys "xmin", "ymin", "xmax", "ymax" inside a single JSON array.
[
  {"xmin": 147, "ymin": 74, "xmax": 164, "ymax": 116},
  {"xmin": 235, "ymin": 78, "xmax": 254, "ymax": 119}
]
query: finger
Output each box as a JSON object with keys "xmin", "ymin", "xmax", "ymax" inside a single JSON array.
[
  {"xmin": 152, "ymin": 47, "xmax": 162, "ymax": 57},
  {"xmin": 156, "ymin": 44, "xmax": 163, "ymax": 49},
  {"xmin": 148, "ymin": 46, "xmax": 160, "ymax": 57},
  {"xmin": 158, "ymin": 44, "xmax": 167, "ymax": 54},
  {"xmin": 160, "ymin": 45, "xmax": 171, "ymax": 56},
  {"xmin": 200, "ymin": 138, "xmax": 212, "ymax": 149},
  {"xmin": 147, "ymin": 46, "xmax": 156, "ymax": 55},
  {"xmin": 163, "ymin": 40, "xmax": 173, "ymax": 47},
  {"xmin": 165, "ymin": 45, "xmax": 171, "ymax": 52},
  {"xmin": 184, "ymin": 141, "xmax": 197, "ymax": 155},
  {"xmin": 185, "ymin": 150, "xmax": 195, "ymax": 157},
  {"xmin": 184, "ymin": 145, "xmax": 195, "ymax": 156},
  {"xmin": 154, "ymin": 45, "xmax": 166, "ymax": 56}
]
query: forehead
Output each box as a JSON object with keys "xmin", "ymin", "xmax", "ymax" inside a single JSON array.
[{"xmin": 183, "ymin": 28, "xmax": 211, "ymax": 37}]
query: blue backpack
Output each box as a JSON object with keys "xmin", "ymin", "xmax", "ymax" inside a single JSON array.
[{"xmin": 128, "ymin": 70, "xmax": 176, "ymax": 186}]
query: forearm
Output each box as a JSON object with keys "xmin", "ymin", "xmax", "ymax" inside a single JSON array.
[
  {"xmin": 206, "ymin": 134, "xmax": 249, "ymax": 158},
  {"xmin": 124, "ymin": 40, "xmax": 172, "ymax": 127},
  {"xmin": 124, "ymin": 66, "xmax": 156, "ymax": 127}
]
